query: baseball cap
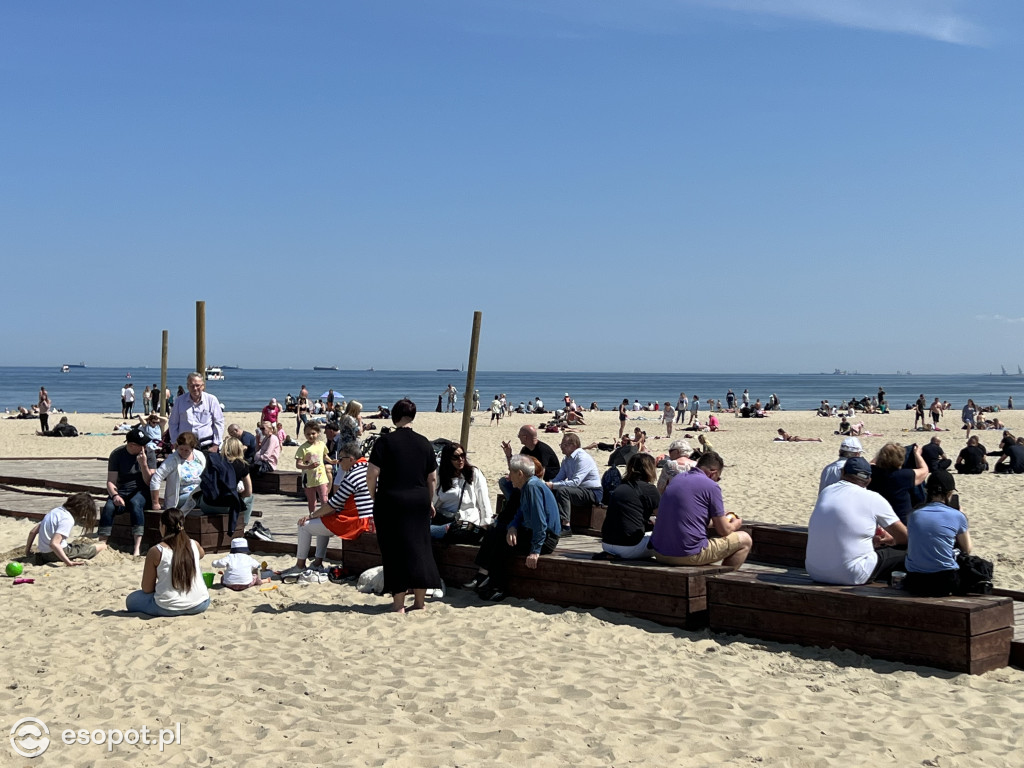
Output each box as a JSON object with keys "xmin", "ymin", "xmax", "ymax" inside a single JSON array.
[
  {"xmin": 125, "ymin": 427, "xmax": 149, "ymax": 446},
  {"xmin": 840, "ymin": 437, "xmax": 863, "ymax": 454},
  {"xmin": 842, "ymin": 456, "xmax": 873, "ymax": 480},
  {"xmin": 926, "ymin": 469, "xmax": 956, "ymax": 496}
]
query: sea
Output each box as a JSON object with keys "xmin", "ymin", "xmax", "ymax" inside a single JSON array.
[{"xmin": 2, "ymin": 367, "xmax": 1021, "ymax": 415}]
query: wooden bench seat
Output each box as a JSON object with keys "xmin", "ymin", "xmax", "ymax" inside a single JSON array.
[
  {"xmin": 251, "ymin": 470, "xmax": 302, "ymax": 496},
  {"xmin": 741, "ymin": 522, "xmax": 809, "ymax": 567},
  {"xmin": 109, "ymin": 509, "xmax": 244, "ymax": 553},
  {"xmin": 707, "ymin": 569, "xmax": 1014, "ymax": 674},
  {"xmin": 337, "ymin": 532, "xmax": 728, "ymax": 629}
]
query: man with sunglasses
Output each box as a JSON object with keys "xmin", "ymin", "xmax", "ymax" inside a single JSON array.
[{"xmin": 650, "ymin": 451, "xmax": 751, "ymax": 569}]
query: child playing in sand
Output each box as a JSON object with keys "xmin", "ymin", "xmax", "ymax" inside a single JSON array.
[
  {"xmin": 296, "ymin": 422, "xmax": 331, "ymax": 512},
  {"xmin": 211, "ymin": 538, "xmax": 264, "ymax": 591},
  {"xmin": 24, "ymin": 492, "xmax": 107, "ymax": 566}
]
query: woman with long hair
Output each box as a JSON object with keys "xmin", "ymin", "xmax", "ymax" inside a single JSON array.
[
  {"xmin": 125, "ymin": 508, "xmax": 210, "ymax": 616},
  {"xmin": 38, "ymin": 387, "xmax": 51, "ymax": 433},
  {"xmin": 431, "ymin": 442, "xmax": 493, "ymax": 537},
  {"xmin": 600, "ymin": 453, "xmax": 660, "ymax": 560}
]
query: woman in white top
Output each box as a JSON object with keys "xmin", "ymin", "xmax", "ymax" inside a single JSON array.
[
  {"xmin": 151, "ymin": 431, "xmax": 207, "ymax": 512},
  {"xmin": 126, "ymin": 508, "xmax": 210, "ymax": 617},
  {"xmin": 431, "ymin": 442, "xmax": 493, "ymax": 537}
]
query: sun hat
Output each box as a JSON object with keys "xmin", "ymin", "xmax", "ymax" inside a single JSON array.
[{"xmin": 230, "ymin": 538, "xmax": 250, "ymax": 554}]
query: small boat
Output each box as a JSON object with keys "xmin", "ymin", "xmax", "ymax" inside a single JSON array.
[
  {"xmin": 313, "ymin": 365, "xmax": 339, "ymax": 371},
  {"xmin": 436, "ymin": 368, "xmax": 459, "ymax": 372},
  {"xmin": 220, "ymin": 364, "xmax": 241, "ymax": 370},
  {"xmin": 205, "ymin": 366, "xmax": 225, "ymax": 381},
  {"xmin": 60, "ymin": 365, "xmax": 70, "ymax": 373}
]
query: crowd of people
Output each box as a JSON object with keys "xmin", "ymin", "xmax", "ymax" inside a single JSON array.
[{"xmin": 19, "ymin": 379, "xmax": 1017, "ymax": 618}]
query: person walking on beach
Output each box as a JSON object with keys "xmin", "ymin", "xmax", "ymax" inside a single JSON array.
[
  {"xmin": 490, "ymin": 395, "xmax": 502, "ymax": 425},
  {"xmin": 914, "ymin": 394, "xmax": 927, "ymax": 430},
  {"xmin": 37, "ymin": 386, "xmax": 51, "ymax": 433},
  {"xmin": 663, "ymin": 402, "xmax": 675, "ymax": 437},
  {"xmin": 961, "ymin": 399, "xmax": 978, "ymax": 440},
  {"xmin": 930, "ymin": 398, "xmax": 942, "ymax": 429},
  {"xmin": 688, "ymin": 395, "xmax": 700, "ymax": 426},
  {"xmin": 445, "ymin": 384, "xmax": 458, "ymax": 413},
  {"xmin": 726, "ymin": 389, "xmax": 735, "ymax": 410}
]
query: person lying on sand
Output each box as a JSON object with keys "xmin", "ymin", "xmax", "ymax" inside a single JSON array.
[{"xmin": 775, "ymin": 429, "xmax": 822, "ymax": 443}]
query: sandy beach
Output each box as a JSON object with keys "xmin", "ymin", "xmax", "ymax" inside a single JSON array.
[{"xmin": 2, "ymin": 406, "xmax": 1022, "ymax": 766}]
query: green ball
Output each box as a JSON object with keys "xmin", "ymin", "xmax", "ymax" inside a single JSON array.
[{"xmin": 6, "ymin": 562, "xmax": 24, "ymax": 577}]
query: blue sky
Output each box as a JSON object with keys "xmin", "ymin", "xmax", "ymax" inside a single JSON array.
[{"xmin": 2, "ymin": 1, "xmax": 1022, "ymax": 374}]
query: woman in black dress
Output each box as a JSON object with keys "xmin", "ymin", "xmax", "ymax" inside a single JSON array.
[{"xmin": 366, "ymin": 398, "xmax": 441, "ymax": 613}]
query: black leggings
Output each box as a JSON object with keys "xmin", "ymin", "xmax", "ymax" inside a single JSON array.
[{"xmin": 39, "ymin": 413, "xmax": 49, "ymax": 432}]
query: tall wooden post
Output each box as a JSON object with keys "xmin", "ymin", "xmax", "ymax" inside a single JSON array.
[
  {"xmin": 160, "ymin": 330, "xmax": 169, "ymax": 416},
  {"xmin": 196, "ymin": 301, "xmax": 206, "ymax": 378},
  {"xmin": 459, "ymin": 311, "xmax": 482, "ymax": 451}
]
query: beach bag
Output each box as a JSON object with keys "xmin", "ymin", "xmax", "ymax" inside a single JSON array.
[
  {"xmin": 956, "ymin": 554, "xmax": 994, "ymax": 594},
  {"xmin": 356, "ymin": 566, "xmax": 385, "ymax": 595}
]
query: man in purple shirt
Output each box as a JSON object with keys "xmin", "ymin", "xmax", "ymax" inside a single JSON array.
[{"xmin": 650, "ymin": 451, "xmax": 751, "ymax": 568}]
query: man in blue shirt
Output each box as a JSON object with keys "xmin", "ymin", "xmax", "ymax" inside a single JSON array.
[
  {"xmin": 546, "ymin": 432, "xmax": 602, "ymax": 534},
  {"xmin": 468, "ymin": 455, "xmax": 560, "ymax": 602}
]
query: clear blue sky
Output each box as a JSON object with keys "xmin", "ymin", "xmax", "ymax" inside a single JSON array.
[{"xmin": 3, "ymin": 1, "xmax": 1022, "ymax": 374}]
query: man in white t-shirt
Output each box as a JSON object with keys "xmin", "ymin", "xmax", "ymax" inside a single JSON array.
[{"xmin": 805, "ymin": 457, "xmax": 907, "ymax": 585}]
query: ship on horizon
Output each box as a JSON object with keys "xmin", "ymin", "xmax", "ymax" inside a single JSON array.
[{"xmin": 313, "ymin": 365, "xmax": 339, "ymax": 371}]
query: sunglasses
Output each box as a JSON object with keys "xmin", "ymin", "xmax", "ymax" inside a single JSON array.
[{"xmin": 451, "ymin": 452, "xmax": 465, "ymax": 460}]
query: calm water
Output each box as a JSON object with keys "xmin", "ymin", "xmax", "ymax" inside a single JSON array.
[{"xmin": 2, "ymin": 367, "xmax": 1021, "ymax": 415}]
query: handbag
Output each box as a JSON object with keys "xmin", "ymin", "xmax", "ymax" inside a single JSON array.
[{"xmin": 444, "ymin": 520, "xmax": 486, "ymax": 545}]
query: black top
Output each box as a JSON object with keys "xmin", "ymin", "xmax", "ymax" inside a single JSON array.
[
  {"xmin": 368, "ymin": 427, "xmax": 437, "ymax": 499},
  {"xmin": 868, "ymin": 467, "xmax": 917, "ymax": 522},
  {"xmin": 958, "ymin": 444, "xmax": 988, "ymax": 474},
  {"xmin": 601, "ymin": 480, "xmax": 660, "ymax": 547},
  {"xmin": 521, "ymin": 441, "xmax": 561, "ymax": 481},
  {"xmin": 1001, "ymin": 444, "xmax": 1024, "ymax": 473},
  {"xmin": 921, "ymin": 442, "xmax": 945, "ymax": 472},
  {"xmin": 107, "ymin": 444, "xmax": 156, "ymax": 496}
]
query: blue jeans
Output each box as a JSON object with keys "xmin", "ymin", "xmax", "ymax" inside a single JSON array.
[
  {"xmin": 99, "ymin": 491, "xmax": 147, "ymax": 537},
  {"xmin": 125, "ymin": 591, "xmax": 210, "ymax": 616}
]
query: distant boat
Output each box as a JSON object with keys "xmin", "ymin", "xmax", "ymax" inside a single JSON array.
[
  {"xmin": 220, "ymin": 364, "xmax": 241, "ymax": 370},
  {"xmin": 204, "ymin": 366, "xmax": 225, "ymax": 381},
  {"xmin": 313, "ymin": 365, "xmax": 338, "ymax": 371},
  {"xmin": 65, "ymin": 362, "xmax": 86, "ymax": 368},
  {"xmin": 60, "ymin": 365, "xmax": 70, "ymax": 373},
  {"xmin": 367, "ymin": 367, "xmax": 374, "ymax": 372},
  {"xmin": 1019, "ymin": 365, "xmax": 1023, "ymax": 376},
  {"xmin": 1002, "ymin": 366, "xmax": 1008, "ymax": 375}
]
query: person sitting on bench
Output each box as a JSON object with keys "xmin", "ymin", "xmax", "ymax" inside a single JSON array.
[
  {"xmin": 806, "ymin": 457, "xmax": 907, "ymax": 586},
  {"xmin": 904, "ymin": 470, "xmax": 972, "ymax": 596}
]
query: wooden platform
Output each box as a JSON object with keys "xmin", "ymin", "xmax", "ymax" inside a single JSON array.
[
  {"xmin": 251, "ymin": 470, "xmax": 302, "ymax": 496},
  {"xmin": 109, "ymin": 509, "xmax": 244, "ymax": 553},
  {"xmin": 707, "ymin": 569, "xmax": 1014, "ymax": 674},
  {"xmin": 335, "ymin": 532, "xmax": 730, "ymax": 629},
  {"xmin": 742, "ymin": 521, "xmax": 808, "ymax": 568}
]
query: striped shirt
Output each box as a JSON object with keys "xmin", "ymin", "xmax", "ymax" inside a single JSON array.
[{"xmin": 327, "ymin": 458, "xmax": 373, "ymax": 519}]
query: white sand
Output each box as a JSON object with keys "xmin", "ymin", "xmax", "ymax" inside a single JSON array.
[{"xmin": 2, "ymin": 407, "xmax": 1022, "ymax": 766}]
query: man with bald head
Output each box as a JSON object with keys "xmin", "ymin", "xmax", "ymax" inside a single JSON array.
[{"xmin": 501, "ymin": 424, "xmax": 560, "ymax": 481}]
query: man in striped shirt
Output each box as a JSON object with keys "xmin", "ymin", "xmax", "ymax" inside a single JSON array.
[{"xmin": 293, "ymin": 441, "xmax": 374, "ymax": 571}]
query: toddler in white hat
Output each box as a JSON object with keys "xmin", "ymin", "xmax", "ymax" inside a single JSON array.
[{"xmin": 212, "ymin": 538, "xmax": 264, "ymax": 591}]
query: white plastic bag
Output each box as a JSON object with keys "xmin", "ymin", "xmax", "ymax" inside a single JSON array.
[{"xmin": 356, "ymin": 565, "xmax": 385, "ymax": 595}]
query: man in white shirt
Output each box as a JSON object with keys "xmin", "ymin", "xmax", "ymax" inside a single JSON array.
[
  {"xmin": 806, "ymin": 457, "xmax": 907, "ymax": 585},
  {"xmin": 168, "ymin": 372, "xmax": 225, "ymax": 451}
]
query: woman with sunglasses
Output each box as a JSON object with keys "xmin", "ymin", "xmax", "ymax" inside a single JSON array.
[{"xmin": 431, "ymin": 442, "xmax": 493, "ymax": 538}]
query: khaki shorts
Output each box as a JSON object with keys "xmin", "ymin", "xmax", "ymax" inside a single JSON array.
[
  {"xmin": 654, "ymin": 532, "xmax": 745, "ymax": 566},
  {"xmin": 34, "ymin": 540, "xmax": 98, "ymax": 565}
]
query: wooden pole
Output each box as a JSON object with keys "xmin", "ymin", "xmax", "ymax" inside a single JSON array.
[
  {"xmin": 160, "ymin": 330, "xmax": 168, "ymax": 416},
  {"xmin": 196, "ymin": 301, "xmax": 206, "ymax": 378},
  {"xmin": 459, "ymin": 311, "xmax": 482, "ymax": 451}
]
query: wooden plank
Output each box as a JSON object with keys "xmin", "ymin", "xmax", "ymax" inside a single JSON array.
[
  {"xmin": 707, "ymin": 572, "xmax": 1012, "ymax": 637},
  {"xmin": 0, "ymin": 474, "xmax": 106, "ymax": 495}
]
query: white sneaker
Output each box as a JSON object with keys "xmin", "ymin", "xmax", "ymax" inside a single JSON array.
[{"xmin": 297, "ymin": 569, "xmax": 328, "ymax": 585}]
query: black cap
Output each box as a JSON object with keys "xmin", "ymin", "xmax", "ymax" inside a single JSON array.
[
  {"xmin": 125, "ymin": 427, "xmax": 149, "ymax": 446},
  {"xmin": 926, "ymin": 469, "xmax": 956, "ymax": 496}
]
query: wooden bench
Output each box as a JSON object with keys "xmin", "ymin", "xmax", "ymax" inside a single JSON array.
[
  {"xmin": 742, "ymin": 522, "xmax": 808, "ymax": 567},
  {"xmin": 109, "ymin": 509, "xmax": 244, "ymax": 553},
  {"xmin": 251, "ymin": 470, "xmax": 302, "ymax": 496},
  {"xmin": 338, "ymin": 532, "xmax": 729, "ymax": 629},
  {"xmin": 707, "ymin": 569, "xmax": 1014, "ymax": 674}
]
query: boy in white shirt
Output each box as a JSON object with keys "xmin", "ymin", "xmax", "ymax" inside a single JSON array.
[
  {"xmin": 212, "ymin": 538, "xmax": 264, "ymax": 591},
  {"xmin": 25, "ymin": 493, "xmax": 106, "ymax": 566}
]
